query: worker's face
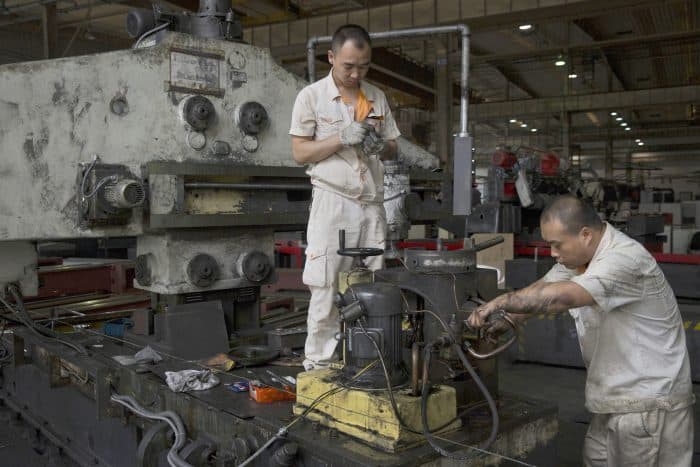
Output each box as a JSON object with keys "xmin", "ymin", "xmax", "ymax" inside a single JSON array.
[
  {"xmin": 328, "ymin": 40, "xmax": 371, "ymax": 89},
  {"xmin": 541, "ymin": 219, "xmax": 595, "ymax": 270}
]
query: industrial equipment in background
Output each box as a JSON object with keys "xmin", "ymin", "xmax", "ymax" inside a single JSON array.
[
  {"xmin": 0, "ymin": 4, "xmax": 558, "ymax": 467},
  {"xmin": 464, "ymin": 147, "xmax": 571, "ymax": 236}
]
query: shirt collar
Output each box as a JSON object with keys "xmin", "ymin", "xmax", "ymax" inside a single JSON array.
[
  {"xmin": 323, "ymin": 70, "xmax": 376, "ymax": 104},
  {"xmin": 589, "ymin": 222, "xmax": 612, "ymax": 264}
]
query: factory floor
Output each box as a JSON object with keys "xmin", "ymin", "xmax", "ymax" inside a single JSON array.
[{"xmin": 500, "ymin": 359, "xmax": 700, "ymax": 467}]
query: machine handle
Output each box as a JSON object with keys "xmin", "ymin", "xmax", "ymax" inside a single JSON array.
[
  {"xmin": 465, "ymin": 312, "xmax": 517, "ymax": 360},
  {"xmin": 336, "ymin": 229, "xmax": 384, "ymax": 258},
  {"xmin": 473, "ymin": 236, "xmax": 505, "ymax": 252}
]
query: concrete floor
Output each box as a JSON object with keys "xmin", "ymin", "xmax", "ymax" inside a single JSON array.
[{"xmin": 500, "ymin": 360, "xmax": 700, "ymax": 467}]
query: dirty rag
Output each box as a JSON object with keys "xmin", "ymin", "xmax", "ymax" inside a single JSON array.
[{"xmin": 165, "ymin": 369, "xmax": 220, "ymax": 392}]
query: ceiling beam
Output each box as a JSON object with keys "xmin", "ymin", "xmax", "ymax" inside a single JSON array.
[
  {"xmin": 471, "ymin": 44, "xmax": 538, "ymax": 98},
  {"xmin": 471, "ymin": 84, "xmax": 700, "ymax": 121},
  {"xmin": 246, "ymin": 0, "xmax": 674, "ymax": 58},
  {"xmin": 471, "ymin": 123, "xmax": 700, "ymax": 152},
  {"xmin": 573, "ymin": 18, "xmax": 630, "ymax": 90},
  {"xmin": 471, "ymin": 28, "xmax": 700, "ymax": 66}
]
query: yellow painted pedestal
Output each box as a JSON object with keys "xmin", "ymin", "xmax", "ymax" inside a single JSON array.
[{"xmin": 293, "ymin": 369, "xmax": 461, "ymax": 452}]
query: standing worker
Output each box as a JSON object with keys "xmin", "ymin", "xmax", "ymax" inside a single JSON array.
[
  {"xmin": 289, "ymin": 24, "xmax": 400, "ymax": 371},
  {"xmin": 468, "ymin": 195, "xmax": 694, "ymax": 466}
]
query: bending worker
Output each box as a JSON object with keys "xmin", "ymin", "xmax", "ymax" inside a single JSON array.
[
  {"xmin": 468, "ymin": 195, "xmax": 694, "ymax": 466},
  {"xmin": 289, "ymin": 24, "xmax": 400, "ymax": 371}
]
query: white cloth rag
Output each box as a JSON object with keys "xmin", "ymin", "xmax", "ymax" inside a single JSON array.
[{"xmin": 165, "ymin": 369, "xmax": 220, "ymax": 392}]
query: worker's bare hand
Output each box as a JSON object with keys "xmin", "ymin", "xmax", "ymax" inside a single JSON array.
[
  {"xmin": 467, "ymin": 302, "xmax": 499, "ymax": 329},
  {"xmin": 483, "ymin": 317, "xmax": 514, "ymax": 344},
  {"xmin": 339, "ymin": 121, "xmax": 370, "ymax": 146}
]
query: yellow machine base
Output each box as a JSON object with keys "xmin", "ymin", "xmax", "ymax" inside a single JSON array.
[{"xmin": 293, "ymin": 368, "xmax": 461, "ymax": 452}]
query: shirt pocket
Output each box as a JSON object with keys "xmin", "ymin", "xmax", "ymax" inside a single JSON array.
[
  {"xmin": 366, "ymin": 110, "xmax": 385, "ymax": 134},
  {"xmin": 316, "ymin": 109, "xmax": 344, "ymax": 140},
  {"xmin": 303, "ymin": 247, "xmax": 328, "ymax": 287}
]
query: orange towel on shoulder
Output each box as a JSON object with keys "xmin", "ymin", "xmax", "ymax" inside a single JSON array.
[{"xmin": 343, "ymin": 90, "xmax": 372, "ymax": 122}]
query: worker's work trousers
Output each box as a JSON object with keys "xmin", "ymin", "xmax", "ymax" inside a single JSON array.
[
  {"xmin": 302, "ymin": 188, "xmax": 386, "ymax": 370},
  {"xmin": 583, "ymin": 406, "xmax": 694, "ymax": 467}
]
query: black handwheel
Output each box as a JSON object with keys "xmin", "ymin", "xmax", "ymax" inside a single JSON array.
[{"xmin": 336, "ymin": 229, "xmax": 383, "ymax": 258}]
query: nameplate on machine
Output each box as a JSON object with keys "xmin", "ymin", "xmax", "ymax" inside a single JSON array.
[{"xmin": 166, "ymin": 47, "xmax": 225, "ymax": 97}]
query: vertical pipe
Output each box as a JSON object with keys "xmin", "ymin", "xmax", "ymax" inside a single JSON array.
[
  {"xmin": 459, "ymin": 26, "xmax": 469, "ymax": 136},
  {"xmin": 42, "ymin": 3, "xmax": 57, "ymax": 59},
  {"xmin": 435, "ymin": 38, "xmax": 451, "ymax": 167}
]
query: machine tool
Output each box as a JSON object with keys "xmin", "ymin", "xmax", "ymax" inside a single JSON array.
[{"xmin": 0, "ymin": 4, "xmax": 558, "ymax": 465}]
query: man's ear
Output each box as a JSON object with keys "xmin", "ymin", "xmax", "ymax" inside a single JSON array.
[
  {"xmin": 580, "ymin": 226, "xmax": 593, "ymax": 246},
  {"xmin": 327, "ymin": 50, "xmax": 334, "ymax": 66}
]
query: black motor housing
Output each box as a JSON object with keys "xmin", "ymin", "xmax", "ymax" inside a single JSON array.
[{"xmin": 340, "ymin": 282, "xmax": 407, "ymax": 389}]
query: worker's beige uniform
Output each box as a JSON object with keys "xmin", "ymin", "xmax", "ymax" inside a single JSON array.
[
  {"xmin": 543, "ymin": 223, "xmax": 694, "ymax": 467},
  {"xmin": 289, "ymin": 71, "xmax": 400, "ymax": 370}
]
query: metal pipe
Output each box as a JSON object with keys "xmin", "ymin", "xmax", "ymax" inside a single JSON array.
[
  {"xmin": 306, "ymin": 23, "xmax": 470, "ymax": 135},
  {"xmin": 473, "ymin": 235, "xmax": 504, "ymax": 252},
  {"xmin": 410, "ymin": 341, "xmax": 422, "ymax": 396},
  {"xmin": 466, "ymin": 314, "xmax": 517, "ymax": 360},
  {"xmin": 184, "ymin": 182, "xmax": 311, "ymax": 191}
]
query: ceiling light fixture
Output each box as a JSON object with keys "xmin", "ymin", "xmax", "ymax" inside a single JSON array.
[
  {"xmin": 531, "ymin": 128, "xmax": 538, "ymax": 132},
  {"xmin": 624, "ymin": 127, "xmax": 631, "ymax": 131},
  {"xmin": 520, "ymin": 123, "xmax": 528, "ymax": 128},
  {"xmin": 509, "ymin": 118, "xmax": 517, "ymax": 123},
  {"xmin": 620, "ymin": 122, "xmax": 627, "ymax": 127},
  {"xmin": 615, "ymin": 117, "xmax": 623, "ymax": 121},
  {"xmin": 638, "ymin": 142, "xmax": 644, "ymax": 146},
  {"xmin": 518, "ymin": 24, "xmax": 533, "ymax": 31},
  {"xmin": 568, "ymin": 73, "xmax": 578, "ymax": 79},
  {"xmin": 635, "ymin": 139, "xmax": 641, "ymax": 142},
  {"xmin": 610, "ymin": 112, "xmax": 618, "ymax": 116},
  {"xmin": 554, "ymin": 55, "xmax": 566, "ymax": 67}
]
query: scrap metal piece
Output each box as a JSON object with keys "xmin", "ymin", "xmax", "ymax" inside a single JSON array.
[{"xmin": 229, "ymin": 344, "xmax": 279, "ymax": 367}]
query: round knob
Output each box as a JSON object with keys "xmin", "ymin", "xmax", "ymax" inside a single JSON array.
[{"xmin": 238, "ymin": 102, "xmax": 268, "ymax": 135}]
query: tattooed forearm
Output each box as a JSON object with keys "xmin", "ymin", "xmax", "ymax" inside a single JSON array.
[{"xmin": 496, "ymin": 282, "xmax": 572, "ymax": 315}]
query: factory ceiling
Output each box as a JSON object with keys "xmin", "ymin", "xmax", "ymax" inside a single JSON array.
[{"xmin": 1, "ymin": 0, "xmax": 699, "ymax": 166}]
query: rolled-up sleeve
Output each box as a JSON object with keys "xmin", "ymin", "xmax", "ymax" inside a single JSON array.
[
  {"xmin": 289, "ymin": 88, "xmax": 316, "ymax": 137},
  {"xmin": 570, "ymin": 253, "xmax": 644, "ymax": 312}
]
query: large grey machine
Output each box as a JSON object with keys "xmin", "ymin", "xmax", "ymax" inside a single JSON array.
[{"xmin": 0, "ymin": 5, "xmax": 557, "ymax": 466}]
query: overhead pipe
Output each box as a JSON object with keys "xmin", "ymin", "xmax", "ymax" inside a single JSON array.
[{"xmin": 306, "ymin": 23, "xmax": 471, "ymax": 137}]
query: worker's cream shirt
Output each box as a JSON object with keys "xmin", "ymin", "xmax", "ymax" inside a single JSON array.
[
  {"xmin": 543, "ymin": 223, "xmax": 694, "ymax": 413},
  {"xmin": 289, "ymin": 71, "xmax": 401, "ymax": 204}
]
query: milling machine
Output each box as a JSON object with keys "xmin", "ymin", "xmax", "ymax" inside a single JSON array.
[{"xmin": 0, "ymin": 5, "xmax": 557, "ymax": 466}]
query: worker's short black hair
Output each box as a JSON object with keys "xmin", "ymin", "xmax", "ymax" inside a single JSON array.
[
  {"xmin": 331, "ymin": 24, "xmax": 371, "ymax": 53},
  {"xmin": 540, "ymin": 195, "xmax": 603, "ymax": 235}
]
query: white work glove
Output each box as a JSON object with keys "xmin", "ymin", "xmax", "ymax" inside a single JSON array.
[
  {"xmin": 362, "ymin": 126, "xmax": 385, "ymax": 155},
  {"xmin": 339, "ymin": 121, "xmax": 370, "ymax": 146}
]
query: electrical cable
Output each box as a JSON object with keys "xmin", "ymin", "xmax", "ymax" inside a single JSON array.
[
  {"xmin": 80, "ymin": 155, "xmax": 118, "ymax": 200},
  {"xmin": 111, "ymin": 394, "xmax": 192, "ymax": 467},
  {"xmin": 420, "ymin": 333, "xmax": 499, "ymax": 460},
  {"xmin": 0, "ymin": 320, "xmax": 12, "ymax": 365},
  {"xmin": 0, "ymin": 285, "xmax": 87, "ymax": 355},
  {"xmin": 133, "ymin": 21, "xmax": 171, "ymax": 49},
  {"xmin": 237, "ymin": 360, "xmax": 379, "ymax": 467}
]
